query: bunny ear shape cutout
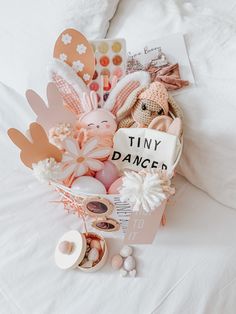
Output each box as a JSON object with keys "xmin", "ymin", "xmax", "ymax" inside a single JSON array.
[
  {"xmin": 48, "ymin": 59, "xmax": 88, "ymax": 115},
  {"xmin": 104, "ymin": 71, "xmax": 150, "ymax": 117},
  {"xmin": 26, "ymin": 89, "xmax": 46, "ymax": 117},
  {"xmin": 8, "ymin": 123, "xmax": 62, "ymax": 168},
  {"xmin": 29, "ymin": 122, "xmax": 48, "ymax": 144},
  {"xmin": 26, "ymin": 81, "xmax": 77, "ymax": 133},
  {"xmin": 8, "ymin": 128, "xmax": 31, "ymax": 150},
  {"xmin": 47, "ymin": 82, "xmax": 64, "ymax": 108}
]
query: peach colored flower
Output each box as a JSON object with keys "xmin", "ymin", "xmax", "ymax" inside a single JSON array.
[{"xmin": 59, "ymin": 137, "xmax": 111, "ymax": 180}]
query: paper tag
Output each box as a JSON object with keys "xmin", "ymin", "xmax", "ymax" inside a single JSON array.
[
  {"xmin": 110, "ymin": 128, "xmax": 180, "ymax": 173},
  {"xmin": 124, "ymin": 201, "xmax": 166, "ymax": 244}
]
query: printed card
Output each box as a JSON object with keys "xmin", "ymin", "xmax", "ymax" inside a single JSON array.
[{"xmin": 110, "ymin": 128, "xmax": 181, "ymax": 174}]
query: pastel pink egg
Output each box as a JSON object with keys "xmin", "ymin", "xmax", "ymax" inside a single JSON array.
[
  {"xmin": 111, "ymin": 254, "xmax": 123, "ymax": 270},
  {"xmin": 108, "ymin": 177, "xmax": 123, "ymax": 194},
  {"xmin": 95, "ymin": 161, "xmax": 119, "ymax": 190}
]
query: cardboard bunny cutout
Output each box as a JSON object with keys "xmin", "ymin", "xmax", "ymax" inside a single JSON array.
[
  {"xmin": 8, "ymin": 123, "xmax": 62, "ymax": 168},
  {"xmin": 26, "ymin": 82, "xmax": 77, "ymax": 133}
]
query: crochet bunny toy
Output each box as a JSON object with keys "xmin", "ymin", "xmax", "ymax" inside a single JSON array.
[
  {"xmin": 104, "ymin": 71, "xmax": 183, "ymax": 136},
  {"xmin": 117, "ymin": 80, "xmax": 182, "ymax": 129}
]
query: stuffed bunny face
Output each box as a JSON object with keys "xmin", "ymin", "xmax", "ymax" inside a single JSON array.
[
  {"xmin": 132, "ymin": 99, "xmax": 164, "ymax": 127},
  {"xmin": 77, "ymin": 109, "xmax": 117, "ymax": 134}
]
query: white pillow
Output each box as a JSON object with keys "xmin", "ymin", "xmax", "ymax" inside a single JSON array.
[
  {"xmin": 0, "ymin": 0, "xmax": 119, "ymax": 96},
  {"xmin": 108, "ymin": 0, "xmax": 236, "ymax": 209}
]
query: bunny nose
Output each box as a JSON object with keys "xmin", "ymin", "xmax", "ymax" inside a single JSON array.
[{"xmin": 96, "ymin": 125, "xmax": 100, "ymax": 128}]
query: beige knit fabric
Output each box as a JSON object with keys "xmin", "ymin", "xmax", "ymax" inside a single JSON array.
[{"xmin": 117, "ymin": 82, "xmax": 183, "ymax": 129}]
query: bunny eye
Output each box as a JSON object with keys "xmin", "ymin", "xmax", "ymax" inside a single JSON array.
[
  {"xmin": 141, "ymin": 104, "xmax": 147, "ymax": 110},
  {"xmin": 158, "ymin": 109, "xmax": 164, "ymax": 115},
  {"xmin": 88, "ymin": 123, "xmax": 95, "ymax": 127},
  {"xmin": 101, "ymin": 120, "xmax": 108, "ymax": 123}
]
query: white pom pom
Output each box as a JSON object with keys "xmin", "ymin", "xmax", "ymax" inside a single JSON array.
[
  {"xmin": 120, "ymin": 170, "xmax": 174, "ymax": 213},
  {"xmin": 32, "ymin": 158, "xmax": 61, "ymax": 183}
]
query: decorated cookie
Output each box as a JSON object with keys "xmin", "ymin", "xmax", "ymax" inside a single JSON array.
[{"xmin": 54, "ymin": 28, "xmax": 95, "ymax": 84}]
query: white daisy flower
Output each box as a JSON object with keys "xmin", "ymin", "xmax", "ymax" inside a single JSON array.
[
  {"xmin": 72, "ymin": 60, "xmax": 84, "ymax": 72},
  {"xmin": 61, "ymin": 33, "xmax": 72, "ymax": 45},
  {"xmin": 83, "ymin": 73, "xmax": 90, "ymax": 81},
  {"xmin": 59, "ymin": 53, "xmax": 67, "ymax": 62},
  {"xmin": 76, "ymin": 44, "xmax": 87, "ymax": 55},
  {"xmin": 58, "ymin": 138, "xmax": 111, "ymax": 180}
]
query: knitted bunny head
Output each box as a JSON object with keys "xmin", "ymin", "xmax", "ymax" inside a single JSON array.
[
  {"xmin": 120, "ymin": 82, "xmax": 169, "ymax": 128},
  {"xmin": 76, "ymin": 91, "xmax": 117, "ymax": 135}
]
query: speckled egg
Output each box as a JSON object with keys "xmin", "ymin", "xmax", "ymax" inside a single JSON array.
[
  {"xmin": 88, "ymin": 248, "xmax": 99, "ymax": 262},
  {"xmin": 120, "ymin": 245, "xmax": 133, "ymax": 258},
  {"xmin": 90, "ymin": 239, "xmax": 101, "ymax": 251},
  {"xmin": 123, "ymin": 256, "xmax": 136, "ymax": 271},
  {"xmin": 111, "ymin": 254, "xmax": 123, "ymax": 270}
]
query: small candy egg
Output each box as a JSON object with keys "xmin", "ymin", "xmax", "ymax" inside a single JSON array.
[
  {"xmin": 95, "ymin": 161, "xmax": 119, "ymax": 190},
  {"xmin": 123, "ymin": 256, "xmax": 136, "ymax": 271},
  {"xmin": 111, "ymin": 254, "xmax": 123, "ymax": 270},
  {"xmin": 120, "ymin": 245, "xmax": 133, "ymax": 258},
  {"xmin": 129, "ymin": 269, "xmax": 137, "ymax": 277},
  {"xmin": 88, "ymin": 248, "xmax": 99, "ymax": 262},
  {"xmin": 90, "ymin": 239, "xmax": 101, "ymax": 251},
  {"xmin": 71, "ymin": 176, "xmax": 106, "ymax": 194},
  {"xmin": 120, "ymin": 268, "xmax": 128, "ymax": 277},
  {"xmin": 59, "ymin": 241, "xmax": 73, "ymax": 255},
  {"xmin": 108, "ymin": 177, "xmax": 123, "ymax": 194}
]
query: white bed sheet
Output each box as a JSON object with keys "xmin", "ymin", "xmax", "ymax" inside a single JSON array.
[
  {"xmin": 0, "ymin": 83, "xmax": 236, "ymax": 313},
  {"xmin": 0, "ymin": 169, "xmax": 236, "ymax": 314},
  {"xmin": 107, "ymin": 0, "xmax": 236, "ymax": 210}
]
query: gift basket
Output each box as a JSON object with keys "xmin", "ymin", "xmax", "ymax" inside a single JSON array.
[{"xmin": 8, "ymin": 29, "xmax": 185, "ymax": 273}]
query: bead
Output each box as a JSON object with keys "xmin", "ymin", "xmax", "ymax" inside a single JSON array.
[
  {"xmin": 59, "ymin": 241, "xmax": 73, "ymax": 255},
  {"xmin": 88, "ymin": 248, "xmax": 99, "ymax": 262},
  {"xmin": 123, "ymin": 256, "xmax": 136, "ymax": 271},
  {"xmin": 120, "ymin": 245, "xmax": 133, "ymax": 258},
  {"xmin": 111, "ymin": 255, "xmax": 123, "ymax": 270},
  {"xmin": 120, "ymin": 268, "xmax": 128, "ymax": 277}
]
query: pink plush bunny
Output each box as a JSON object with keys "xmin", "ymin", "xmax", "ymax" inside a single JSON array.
[
  {"xmin": 76, "ymin": 91, "xmax": 117, "ymax": 148},
  {"xmin": 49, "ymin": 60, "xmax": 117, "ymax": 147},
  {"xmin": 77, "ymin": 91, "xmax": 117, "ymax": 134}
]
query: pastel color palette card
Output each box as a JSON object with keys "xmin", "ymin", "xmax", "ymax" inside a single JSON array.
[{"xmin": 89, "ymin": 38, "xmax": 126, "ymax": 105}]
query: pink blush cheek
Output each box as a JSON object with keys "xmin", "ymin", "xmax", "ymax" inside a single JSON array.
[{"xmin": 105, "ymin": 124, "xmax": 110, "ymax": 129}]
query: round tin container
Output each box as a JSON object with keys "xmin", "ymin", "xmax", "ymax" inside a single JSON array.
[{"xmin": 55, "ymin": 230, "xmax": 108, "ymax": 273}]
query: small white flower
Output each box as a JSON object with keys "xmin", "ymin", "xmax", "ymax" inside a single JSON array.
[
  {"xmin": 61, "ymin": 33, "xmax": 72, "ymax": 45},
  {"xmin": 76, "ymin": 44, "xmax": 87, "ymax": 55},
  {"xmin": 59, "ymin": 53, "xmax": 67, "ymax": 62},
  {"xmin": 72, "ymin": 60, "xmax": 84, "ymax": 72},
  {"xmin": 83, "ymin": 73, "xmax": 90, "ymax": 81},
  {"xmin": 32, "ymin": 158, "xmax": 61, "ymax": 183}
]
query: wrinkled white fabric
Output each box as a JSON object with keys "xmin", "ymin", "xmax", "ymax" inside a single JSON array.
[
  {"xmin": 108, "ymin": 0, "xmax": 236, "ymax": 209},
  {"xmin": 0, "ymin": 0, "xmax": 119, "ymax": 96}
]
